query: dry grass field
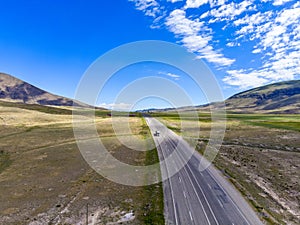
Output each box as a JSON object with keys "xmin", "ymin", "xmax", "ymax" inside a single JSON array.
[
  {"xmin": 155, "ymin": 112, "xmax": 300, "ymax": 225},
  {"xmin": 1, "ymin": 102, "xmax": 299, "ymax": 224},
  {"xmin": 0, "ymin": 104, "xmax": 163, "ymax": 224}
]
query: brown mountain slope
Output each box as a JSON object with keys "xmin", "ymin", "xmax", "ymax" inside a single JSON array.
[
  {"xmin": 0, "ymin": 73, "xmax": 87, "ymax": 107},
  {"xmin": 170, "ymin": 80, "xmax": 300, "ymax": 114},
  {"xmin": 224, "ymin": 80, "xmax": 300, "ymax": 114}
]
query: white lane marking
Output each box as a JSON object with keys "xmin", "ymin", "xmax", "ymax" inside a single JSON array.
[
  {"xmin": 172, "ymin": 160, "xmax": 212, "ymax": 224},
  {"xmin": 147, "ymin": 117, "xmax": 253, "ymax": 225},
  {"xmin": 166, "ymin": 137, "xmax": 196, "ymax": 225},
  {"xmin": 206, "ymin": 169, "xmax": 251, "ymax": 225},
  {"xmin": 165, "ymin": 134, "xmax": 212, "ymax": 225},
  {"xmin": 189, "ymin": 210, "xmax": 193, "ymax": 221},
  {"xmin": 147, "ymin": 121, "xmax": 179, "ymax": 225},
  {"xmin": 164, "ymin": 166, "xmax": 178, "ymax": 224},
  {"xmin": 207, "ymin": 184, "xmax": 212, "ymax": 189},
  {"xmin": 217, "ymin": 199, "xmax": 223, "ymax": 208},
  {"xmin": 174, "ymin": 150, "xmax": 218, "ymax": 225}
]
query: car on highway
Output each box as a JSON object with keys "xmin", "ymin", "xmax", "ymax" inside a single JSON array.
[{"xmin": 154, "ymin": 130, "xmax": 160, "ymax": 137}]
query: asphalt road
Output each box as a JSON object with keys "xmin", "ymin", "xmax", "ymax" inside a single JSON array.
[{"xmin": 145, "ymin": 116, "xmax": 263, "ymax": 225}]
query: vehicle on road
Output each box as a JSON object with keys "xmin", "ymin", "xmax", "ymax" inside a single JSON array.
[
  {"xmin": 154, "ymin": 130, "xmax": 160, "ymax": 137},
  {"xmin": 145, "ymin": 117, "xmax": 263, "ymax": 225}
]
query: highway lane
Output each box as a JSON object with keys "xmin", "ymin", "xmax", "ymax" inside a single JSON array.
[{"xmin": 145, "ymin": 116, "xmax": 263, "ymax": 225}]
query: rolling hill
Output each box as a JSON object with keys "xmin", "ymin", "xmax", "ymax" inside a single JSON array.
[
  {"xmin": 1, "ymin": 73, "xmax": 299, "ymax": 113},
  {"xmin": 0, "ymin": 73, "xmax": 87, "ymax": 107},
  {"xmin": 224, "ymin": 80, "xmax": 300, "ymax": 114},
  {"xmin": 149, "ymin": 80, "xmax": 300, "ymax": 114}
]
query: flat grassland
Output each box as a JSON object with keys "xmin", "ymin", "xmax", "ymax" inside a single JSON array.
[
  {"xmin": 154, "ymin": 112, "xmax": 300, "ymax": 225},
  {"xmin": 0, "ymin": 104, "xmax": 163, "ymax": 224}
]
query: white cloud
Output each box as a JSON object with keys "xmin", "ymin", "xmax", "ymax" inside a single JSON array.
[
  {"xmin": 168, "ymin": 0, "xmax": 184, "ymax": 3},
  {"xmin": 99, "ymin": 102, "xmax": 132, "ymax": 111},
  {"xmin": 234, "ymin": 11, "xmax": 273, "ymax": 28},
  {"xmin": 226, "ymin": 42, "xmax": 234, "ymax": 47},
  {"xmin": 185, "ymin": 0, "xmax": 229, "ymax": 8},
  {"xmin": 226, "ymin": 42, "xmax": 240, "ymax": 47},
  {"xmin": 223, "ymin": 58, "xmax": 298, "ymax": 88},
  {"xmin": 130, "ymin": 0, "xmax": 158, "ymax": 10},
  {"xmin": 158, "ymin": 71, "xmax": 181, "ymax": 80},
  {"xmin": 198, "ymin": 48, "xmax": 235, "ymax": 66},
  {"xmin": 181, "ymin": 35, "xmax": 211, "ymax": 51},
  {"xmin": 166, "ymin": 72, "xmax": 180, "ymax": 79},
  {"xmin": 201, "ymin": 0, "xmax": 255, "ymax": 22},
  {"xmin": 130, "ymin": 1, "xmax": 235, "ymax": 67},
  {"xmin": 165, "ymin": 9, "xmax": 235, "ymax": 66},
  {"xmin": 185, "ymin": 0, "xmax": 209, "ymax": 9},
  {"xmin": 130, "ymin": 0, "xmax": 300, "ymax": 89},
  {"xmin": 223, "ymin": 69, "xmax": 269, "ymax": 89},
  {"xmin": 165, "ymin": 9, "xmax": 205, "ymax": 36},
  {"xmin": 225, "ymin": 1, "xmax": 300, "ymax": 88},
  {"xmin": 224, "ymin": 42, "xmax": 300, "ymax": 88},
  {"xmin": 209, "ymin": 0, "xmax": 228, "ymax": 7},
  {"xmin": 252, "ymin": 48, "xmax": 261, "ymax": 54},
  {"xmin": 273, "ymin": 0, "xmax": 294, "ymax": 6},
  {"xmin": 129, "ymin": 0, "xmax": 162, "ymax": 17}
]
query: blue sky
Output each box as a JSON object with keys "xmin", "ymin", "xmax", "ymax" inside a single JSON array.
[{"xmin": 0, "ymin": 0, "xmax": 299, "ymax": 110}]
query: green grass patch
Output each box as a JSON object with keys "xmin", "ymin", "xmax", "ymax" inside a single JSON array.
[
  {"xmin": 227, "ymin": 113, "xmax": 300, "ymax": 121},
  {"xmin": 140, "ymin": 117, "xmax": 165, "ymax": 225},
  {"xmin": 0, "ymin": 101, "xmax": 72, "ymax": 115},
  {"xmin": 227, "ymin": 114, "xmax": 300, "ymax": 131},
  {"xmin": 94, "ymin": 109, "xmax": 111, "ymax": 117},
  {"xmin": 166, "ymin": 125, "xmax": 181, "ymax": 133},
  {"xmin": 0, "ymin": 150, "xmax": 11, "ymax": 174},
  {"xmin": 246, "ymin": 121, "xmax": 300, "ymax": 132},
  {"xmin": 142, "ymin": 148, "xmax": 164, "ymax": 225},
  {"xmin": 151, "ymin": 112, "xmax": 213, "ymax": 122},
  {"xmin": 94, "ymin": 110, "xmax": 142, "ymax": 118},
  {"xmin": 150, "ymin": 112, "xmax": 179, "ymax": 118}
]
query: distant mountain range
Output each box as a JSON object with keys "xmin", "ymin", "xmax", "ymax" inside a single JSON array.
[
  {"xmin": 223, "ymin": 80, "xmax": 300, "ymax": 114},
  {"xmin": 1, "ymin": 73, "xmax": 299, "ymax": 113},
  {"xmin": 144, "ymin": 80, "xmax": 300, "ymax": 114},
  {"xmin": 0, "ymin": 73, "xmax": 87, "ymax": 107}
]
